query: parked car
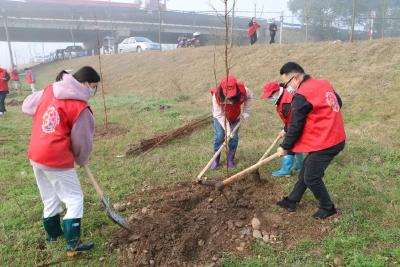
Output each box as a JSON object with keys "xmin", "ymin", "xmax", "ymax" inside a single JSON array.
[
  {"xmin": 32, "ymin": 55, "xmax": 50, "ymax": 64},
  {"xmin": 118, "ymin": 37, "xmax": 161, "ymax": 53},
  {"xmin": 64, "ymin": 45, "xmax": 87, "ymax": 59}
]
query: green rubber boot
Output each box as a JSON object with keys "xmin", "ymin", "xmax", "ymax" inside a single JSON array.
[
  {"xmin": 43, "ymin": 214, "xmax": 64, "ymax": 242},
  {"xmin": 63, "ymin": 218, "xmax": 94, "ymax": 257}
]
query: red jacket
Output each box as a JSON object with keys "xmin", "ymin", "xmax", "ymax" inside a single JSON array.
[
  {"xmin": 211, "ymin": 82, "xmax": 247, "ymax": 123},
  {"xmin": 292, "ymin": 78, "xmax": 346, "ymax": 153},
  {"xmin": 0, "ymin": 68, "xmax": 9, "ymax": 92},
  {"xmin": 10, "ymin": 70, "xmax": 20, "ymax": 81},
  {"xmin": 28, "ymin": 85, "xmax": 89, "ymax": 168},
  {"xmin": 26, "ymin": 70, "xmax": 35, "ymax": 84},
  {"xmin": 277, "ymin": 90, "xmax": 294, "ymax": 128},
  {"xmin": 248, "ymin": 22, "xmax": 261, "ymax": 37}
]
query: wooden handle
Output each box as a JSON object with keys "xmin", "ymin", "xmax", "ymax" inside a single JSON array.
[
  {"xmin": 222, "ymin": 153, "xmax": 280, "ymax": 188},
  {"xmin": 257, "ymin": 133, "xmax": 282, "ymax": 163},
  {"xmin": 196, "ymin": 121, "xmax": 241, "ymax": 180},
  {"xmin": 83, "ymin": 165, "xmax": 104, "ymax": 199}
]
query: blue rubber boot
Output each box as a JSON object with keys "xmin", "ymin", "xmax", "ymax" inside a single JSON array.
[
  {"xmin": 43, "ymin": 214, "xmax": 64, "ymax": 242},
  {"xmin": 63, "ymin": 219, "xmax": 94, "ymax": 257},
  {"xmin": 272, "ymin": 155, "xmax": 294, "ymax": 176},
  {"xmin": 290, "ymin": 153, "xmax": 304, "ymax": 172}
]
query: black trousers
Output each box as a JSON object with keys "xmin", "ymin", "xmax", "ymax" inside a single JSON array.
[
  {"xmin": 270, "ymin": 32, "xmax": 276, "ymax": 44},
  {"xmin": 250, "ymin": 34, "xmax": 258, "ymax": 45},
  {"xmin": 0, "ymin": 92, "xmax": 7, "ymax": 112},
  {"xmin": 288, "ymin": 141, "xmax": 345, "ymax": 209}
]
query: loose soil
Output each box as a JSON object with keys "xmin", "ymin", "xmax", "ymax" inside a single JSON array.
[{"xmin": 109, "ymin": 179, "xmax": 337, "ymax": 266}]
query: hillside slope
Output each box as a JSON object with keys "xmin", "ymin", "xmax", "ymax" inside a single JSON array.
[
  {"xmin": 35, "ymin": 39, "xmax": 400, "ymax": 146},
  {"xmin": 2, "ymin": 39, "xmax": 399, "ymax": 266}
]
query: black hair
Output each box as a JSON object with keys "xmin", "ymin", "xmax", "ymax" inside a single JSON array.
[
  {"xmin": 72, "ymin": 66, "xmax": 100, "ymax": 83},
  {"xmin": 218, "ymin": 85, "xmax": 242, "ymax": 103},
  {"xmin": 280, "ymin": 62, "xmax": 305, "ymax": 75},
  {"xmin": 55, "ymin": 70, "xmax": 69, "ymax": 82}
]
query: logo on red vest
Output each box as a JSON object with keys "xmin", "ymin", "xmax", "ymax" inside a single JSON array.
[
  {"xmin": 41, "ymin": 106, "xmax": 60, "ymax": 133},
  {"xmin": 326, "ymin": 92, "xmax": 340, "ymax": 112}
]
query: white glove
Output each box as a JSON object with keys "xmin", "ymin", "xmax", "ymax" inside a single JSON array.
[
  {"xmin": 241, "ymin": 112, "xmax": 250, "ymax": 120},
  {"xmin": 279, "ymin": 129, "xmax": 286, "ymax": 138}
]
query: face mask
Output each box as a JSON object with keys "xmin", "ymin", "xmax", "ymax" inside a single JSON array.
[
  {"xmin": 88, "ymin": 85, "xmax": 96, "ymax": 97},
  {"xmin": 287, "ymin": 86, "xmax": 296, "ymax": 94},
  {"xmin": 269, "ymin": 95, "xmax": 278, "ymax": 104}
]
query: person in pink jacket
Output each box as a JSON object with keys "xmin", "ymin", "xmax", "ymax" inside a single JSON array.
[{"xmin": 22, "ymin": 66, "xmax": 99, "ymax": 256}]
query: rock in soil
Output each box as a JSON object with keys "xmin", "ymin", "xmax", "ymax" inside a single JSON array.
[
  {"xmin": 109, "ymin": 181, "xmax": 334, "ymax": 266},
  {"xmin": 113, "ymin": 203, "xmax": 127, "ymax": 212},
  {"xmin": 252, "ymin": 230, "xmax": 263, "ymax": 239},
  {"xmin": 334, "ymin": 256, "xmax": 344, "ymax": 267},
  {"xmin": 251, "ymin": 217, "xmax": 261, "ymax": 230}
]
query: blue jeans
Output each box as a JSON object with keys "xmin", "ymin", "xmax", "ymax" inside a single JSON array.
[
  {"xmin": 213, "ymin": 118, "xmax": 239, "ymax": 152},
  {"xmin": 0, "ymin": 92, "xmax": 7, "ymax": 112}
]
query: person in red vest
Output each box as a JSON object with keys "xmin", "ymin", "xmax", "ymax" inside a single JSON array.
[
  {"xmin": 24, "ymin": 67, "xmax": 37, "ymax": 93},
  {"xmin": 9, "ymin": 66, "xmax": 22, "ymax": 94},
  {"xmin": 276, "ymin": 62, "xmax": 346, "ymax": 219},
  {"xmin": 248, "ymin": 17, "xmax": 261, "ymax": 45},
  {"xmin": 210, "ymin": 75, "xmax": 253, "ymax": 170},
  {"xmin": 0, "ymin": 65, "xmax": 10, "ymax": 116},
  {"xmin": 22, "ymin": 66, "xmax": 100, "ymax": 256},
  {"xmin": 260, "ymin": 82, "xmax": 304, "ymax": 176}
]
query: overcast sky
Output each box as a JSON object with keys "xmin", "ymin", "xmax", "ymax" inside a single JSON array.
[{"xmin": 0, "ymin": 0, "xmax": 291, "ymax": 68}]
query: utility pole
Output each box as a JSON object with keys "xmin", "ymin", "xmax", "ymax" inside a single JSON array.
[
  {"xmin": 350, "ymin": 0, "xmax": 356, "ymax": 42},
  {"xmin": 70, "ymin": 13, "xmax": 76, "ymax": 46},
  {"xmin": 381, "ymin": 0, "xmax": 386, "ymax": 39},
  {"xmin": 304, "ymin": 0, "xmax": 308, "ymax": 42},
  {"xmin": 2, "ymin": 8, "xmax": 15, "ymax": 68},
  {"xmin": 254, "ymin": 3, "xmax": 256, "ymax": 18},
  {"xmin": 279, "ymin": 11, "xmax": 284, "ymax": 44},
  {"xmin": 370, "ymin": 10, "xmax": 376, "ymax": 40},
  {"xmin": 158, "ymin": 0, "xmax": 162, "ymax": 51}
]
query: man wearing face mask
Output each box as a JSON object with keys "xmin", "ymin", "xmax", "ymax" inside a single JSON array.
[
  {"xmin": 260, "ymin": 82, "xmax": 304, "ymax": 176},
  {"xmin": 210, "ymin": 75, "xmax": 253, "ymax": 170},
  {"xmin": 22, "ymin": 66, "xmax": 100, "ymax": 256},
  {"xmin": 275, "ymin": 62, "xmax": 346, "ymax": 219}
]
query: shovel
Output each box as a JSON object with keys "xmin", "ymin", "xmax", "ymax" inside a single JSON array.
[
  {"xmin": 199, "ymin": 153, "xmax": 280, "ymax": 190},
  {"xmin": 83, "ymin": 165, "xmax": 131, "ymax": 232},
  {"xmin": 195, "ymin": 121, "xmax": 241, "ymax": 183},
  {"xmin": 251, "ymin": 132, "xmax": 283, "ymax": 181}
]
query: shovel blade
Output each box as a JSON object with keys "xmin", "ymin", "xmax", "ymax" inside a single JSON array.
[{"xmin": 101, "ymin": 196, "xmax": 131, "ymax": 232}]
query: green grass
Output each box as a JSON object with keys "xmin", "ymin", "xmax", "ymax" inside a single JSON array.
[
  {"xmin": 1, "ymin": 40, "xmax": 400, "ymax": 266},
  {"xmin": 2, "ymin": 93, "xmax": 398, "ymax": 267}
]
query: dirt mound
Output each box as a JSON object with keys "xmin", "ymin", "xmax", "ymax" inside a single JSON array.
[
  {"xmin": 109, "ymin": 180, "xmax": 336, "ymax": 266},
  {"xmin": 95, "ymin": 123, "xmax": 128, "ymax": 138}
]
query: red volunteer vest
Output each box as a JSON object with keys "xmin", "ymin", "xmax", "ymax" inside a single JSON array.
[
  {"xmin": 292, "ymin": 78, "xmax": 346, "ymax": 153},
  {"xmin": 28, "ymin": 85, "xmax": 89, "ymax": 168},
  {"xmin": 26, "ymin": 70, "xmax": 33, "ymax": 84},
  {"xmin": 0, "ymin": 69, "xmax": 9, "ymax": 92},
  {"xmin": 277, "ymin": 90, "xmax": 293, "ymax": 128},
  {"xmin": 10, "ymin": 70, "xmax": 19, "ymax": 81},
  {"xmin": 211, "ymin": 82, "xmax": 247, "ymax": 123},
  {"xmin": 248, "ymin": 22, "xmax": 260, "ymax": 37}
]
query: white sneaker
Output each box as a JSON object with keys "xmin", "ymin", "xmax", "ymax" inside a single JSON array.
[{"xmin": 0, "ymin": 112, "xmax": 3, "ymax": 116}]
